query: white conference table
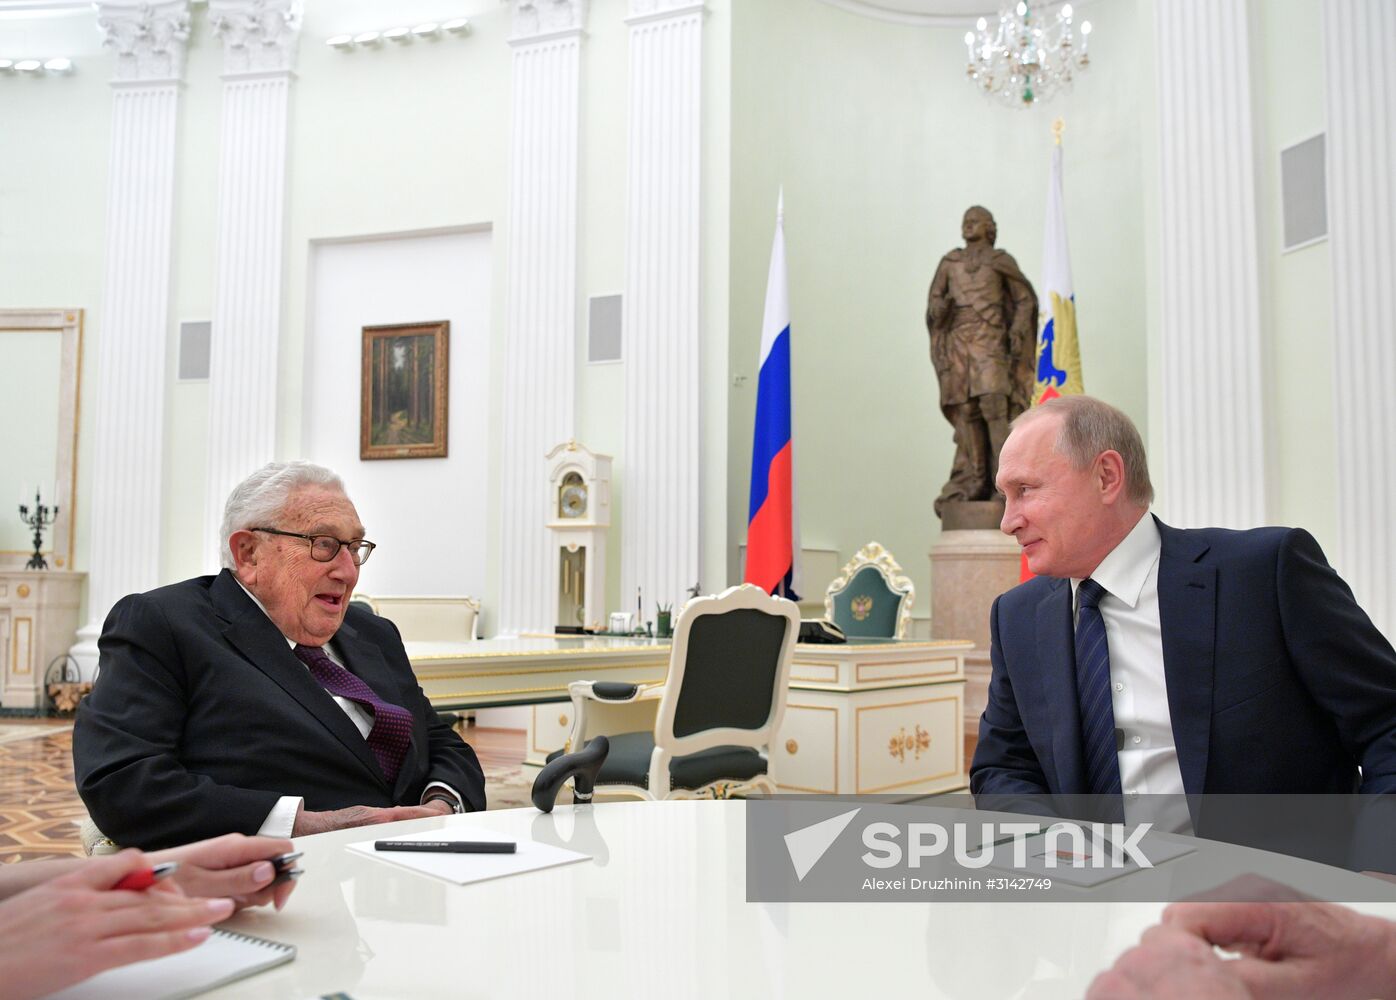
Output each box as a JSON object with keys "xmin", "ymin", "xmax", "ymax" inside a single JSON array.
[{"xmin": 204, "ymin": 800, "xmax": 1396, "ymax": 1000}]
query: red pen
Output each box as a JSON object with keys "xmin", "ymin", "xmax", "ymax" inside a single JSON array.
[{"xmin": 113, "ymin": 861, "xmax": 179, "ymax": 891}]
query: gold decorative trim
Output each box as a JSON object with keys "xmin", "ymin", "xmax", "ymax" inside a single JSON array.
[
  {"xmin": 854, "ymin": 693, "xmax": 962, "ymax": 793},
  {"xmin": 855, "ymin": 657, "xmax": 963, "ymax": 684},
  {"xmin": 785, "ymin": 739, "xmax": 799, "ymax": 755},
  {"xmin": 789, "ymin": 662, "xmax": 840, "ymax": 683},
  {"xmin": 411, "ymin": 643, "xmax": 671, "ymax": 661},
  {"xmin": 777, "ymin": 703, "xmax": 839, "ymax": 794},
  {"xmin": 16, "ymin": 585, "xmax": 30, "ymax": 599},
  {"xmin": 824, "ymin": 541, "xmax": 916, "ymax": 638},
  {"xmin": 13, "ymin": 617, "xmax": 33, "ymax": 675},
  {"xmin": 428, "ymin": 677, "xmax": 665, "ymax": 705},
  {"xmin": 887, "ymin": 724, "xmax": 930, "ymax": 762},
  {"xmin": 415, "ymin": 660, "xmax": 667, "ymax": 681}
]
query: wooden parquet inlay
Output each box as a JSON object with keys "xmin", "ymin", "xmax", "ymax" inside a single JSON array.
[{"xmin": 0, "ymin": 725, "xmax": 86, "ymax": 863}]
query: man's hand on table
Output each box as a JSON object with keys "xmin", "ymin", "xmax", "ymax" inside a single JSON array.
[{"xmin": 292, "ymin": 799, "xmax": 453, "ymax": 837}]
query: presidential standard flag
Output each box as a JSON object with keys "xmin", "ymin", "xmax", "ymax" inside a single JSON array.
[
  {"xmin": 1033, "ymin": 131, "xmax": 1084, "ymax": 406},
  {"xmin": 1024, "ymin": 128, "xmax": 1085, "ymax": 581},
  {"xmin": 744, "ymin": 191, "xmax": 802, "ymax": 600}
]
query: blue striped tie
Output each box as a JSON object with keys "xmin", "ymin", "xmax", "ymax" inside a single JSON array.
[{"xmin": 1075, "ymin": 579, "xmax": 1123, "ymax": 802}]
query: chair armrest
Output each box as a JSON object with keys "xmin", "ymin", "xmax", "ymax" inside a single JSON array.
[{"xmin": 565, "ymin": 680, "xmax": 664, "ymax": 751}]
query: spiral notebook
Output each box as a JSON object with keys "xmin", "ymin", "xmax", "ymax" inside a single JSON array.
[{"xmin": 46, "ymin": 927, "xmax": 295, "ymax": 999}]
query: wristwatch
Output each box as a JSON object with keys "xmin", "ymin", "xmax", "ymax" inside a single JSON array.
[{"xmin": 424, "ymin": 793, "xmax": 464, "ymax": 814}]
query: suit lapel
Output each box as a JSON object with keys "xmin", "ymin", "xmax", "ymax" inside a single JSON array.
[
  {"xmin": 1035, "ymin": 579, "xmax": 1088, "ymax": 793},
  {"xmin": 333, "ymin": 620, "xmax": 422, "ymax": 798},
  {"xmin": 1155, "ymin": 522, "xmax": 1215, "ymax": 796},
  {"xmin": 211, "ymin": 571, "xmax": 388, "ymax": 790}
]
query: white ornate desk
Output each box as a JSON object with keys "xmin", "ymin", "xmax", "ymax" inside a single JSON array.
[
  {"xmin": 407, "ymin": 637, "xmax": 974, "ymax": 796},
  {"xmin": 201, "ymin": 801, "xmax": 1396, "ymax": 999}
]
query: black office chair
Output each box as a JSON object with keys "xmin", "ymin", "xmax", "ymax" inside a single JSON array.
[{"xmin": 553, "ymin": 584, "xmax": 800, "ymax": 800}]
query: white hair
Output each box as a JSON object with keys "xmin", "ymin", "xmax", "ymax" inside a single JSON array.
[{"xmin": 220, "ymin": 461, "xmax": 346, "ymax": 569}]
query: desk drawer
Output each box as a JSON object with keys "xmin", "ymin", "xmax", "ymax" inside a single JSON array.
[
  {"xmin": 773, "ymin": 703, "xmax": 840, "ymax": 794},
  {"xmin": 855, "ymin": 686, "xmax": 963, "ymax": 794}
]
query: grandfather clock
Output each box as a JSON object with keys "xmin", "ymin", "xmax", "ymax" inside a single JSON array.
[{"xmin": 545, "ymin": 441, "xmax": 612, "ymax": 629}]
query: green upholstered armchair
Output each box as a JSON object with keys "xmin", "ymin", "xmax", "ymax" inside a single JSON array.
[
  {"xmin": 823, "ymin": 541, "xmax": 915, "ymax": 639},
  {"xmin": 554, "ymin": 584, "xmax": 801, "ymax": 800}
]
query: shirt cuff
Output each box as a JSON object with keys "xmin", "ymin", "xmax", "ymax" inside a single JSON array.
[
  {"xmin": 257, "ymin": 795, "xmax": 303, "ymax": 838},
  {"xmin": 421, "ymin": 782, "xmax": 465, "ymax": 813}
]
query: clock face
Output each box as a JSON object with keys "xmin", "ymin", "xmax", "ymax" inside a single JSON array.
[{"xmin": 560, "ymin": 483, "xmax": 588, "ymax": 518}]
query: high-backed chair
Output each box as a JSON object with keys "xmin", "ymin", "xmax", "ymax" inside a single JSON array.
[
  {"xmin": 559, "ymin": 584, "xmax": 800, "ymax": 800},
  {"xmin": 824, "ymin": 541, "xmax": 914, "ymax": 639},
  {"xmin": 354, "ymin": 594, "xmax": 481, "ymax": 642}
]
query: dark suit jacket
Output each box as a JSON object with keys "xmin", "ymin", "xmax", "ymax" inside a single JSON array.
[
  {"xmin": 74, "ymin": 570, "xmax": 486, "ymax": 850},
  {"xmin": 970, "ymin": 519, "xmax": 1396, "ymax": 798}
]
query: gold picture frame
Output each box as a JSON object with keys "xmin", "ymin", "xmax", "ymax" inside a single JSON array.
[{"xmin": 360, "ymin": 321, "xmax": 449, "ymax": 460}]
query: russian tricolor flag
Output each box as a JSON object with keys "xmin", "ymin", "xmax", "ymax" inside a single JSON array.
[{"xmin": 745, "ymin": 192, "xmax": 801, "ymax": 600}]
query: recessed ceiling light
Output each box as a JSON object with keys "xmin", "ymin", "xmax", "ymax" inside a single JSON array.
[
  {"xmin": 353, "ymin": 30, "xmax": 381, "ymax": 45},
  {"xmin": 0, "ymin": 59, "xmax": 14, "ymax": 71},
  {"xmin": 383, "ymin": 26, "xmax": 410, "ymax": 41},
  {"xmin": 412, "ymin": 22, "xmax": 439, "ymax": 37},
  {"xmin": 441, "ymin": 17, "xmax": 470, "ymax": 33},
  {"xmin": 326, "ymin": 34, "xmax": 353, "ymax": 48},
  {"xmin": 43, "ymin": 57, "xmax": 72, "ymax": 72},
  {"xmin": 14, "ymin": 59, "xmax": 41, "ymax": 72}
]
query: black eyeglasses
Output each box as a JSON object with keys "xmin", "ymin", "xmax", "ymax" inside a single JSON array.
[{"xmin": 251, "ymin": 527, "xmax": 376, "ymax": 566}]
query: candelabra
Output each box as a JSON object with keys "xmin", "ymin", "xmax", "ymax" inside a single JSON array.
[
  {"xmin": 964, "ymin": 1, "xmax": 1091, "ymax": 109},
  {"xmin": 18, "ymin": 488, "xmax": 58, "ymax": 570}
]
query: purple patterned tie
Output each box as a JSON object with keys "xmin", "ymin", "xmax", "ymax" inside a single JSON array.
[{"xmin": 294, "ymin": 644, "xmax": 413, "ymax": 784}]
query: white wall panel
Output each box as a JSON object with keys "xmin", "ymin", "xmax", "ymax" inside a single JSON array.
[
  {"xmin": 71, "ymin": 1, "xmax": 190, "ymax": 676},
  {"xmin": 202, "ymin": 0, "xmax": 300, "ymax": 569},
  {"xmin": 496, "ymin": 0, "xmax": 587, "ymax": 634},
  {"xmin": 1323, "ymin": 0, "xmax": 1396, "ymax": 637},
  {"xmin": 1154, "ymin": 0, "xmax": 1267, "ymax": 528},
  {"xmin": 304, "ymin": 231, "xmax": 492, "ymax": 605},
  {"xmin": 621, "ymin": 0, "xmax": 705, "ymax": 612}
]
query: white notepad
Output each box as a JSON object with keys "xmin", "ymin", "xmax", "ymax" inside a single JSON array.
[
  {"xmin": 46, "ymin": 928, "xmax": 294, "ymax": 1000},
  {"xmin": 348, "ymin": 830, "xmax": 590, "ymax": 885}
]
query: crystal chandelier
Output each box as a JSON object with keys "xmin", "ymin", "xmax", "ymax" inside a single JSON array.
[{"xmin": 963, "ymin": 1, "xmax": 1092, "ymax": 109}]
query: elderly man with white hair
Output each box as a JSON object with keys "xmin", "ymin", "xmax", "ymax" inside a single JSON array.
[{"xmin": 75, "ymin": 461, "xmax": 485, "ymax": 850}]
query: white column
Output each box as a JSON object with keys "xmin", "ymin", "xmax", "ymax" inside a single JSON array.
[
  {"xmin": 620, "ymin": 0, "xmax": 705, "ymax": 613},
  {"xmin": 201, "ymin": 0, "xmax": 301, "ymax": 571},
  {"xmin": 1323, "ymin": 0, "xmax": 1396, "ymax": 638},
  {"xmin": 1153, "ymin": 0, "xmax": 1267, "ymax": 528},
  {"xmin": 71, "ymin": 1, "xmax": 190, "ymax": 676},
  {"xmin": 496, "ymin": 0, "xmax": 587, "ymax": 634}
]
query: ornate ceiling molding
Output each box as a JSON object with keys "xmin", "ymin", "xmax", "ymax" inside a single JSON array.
[
  {"xmin": 95, "ymin": 0, "xmax": 191, "ymax": 82},
  {"xmin": 511, "ymin": 0, "xmax": 588, "ymax": 44},
  {"xmin": 208, "ymin": 0, "xmax": 303, "ymax": 75}
]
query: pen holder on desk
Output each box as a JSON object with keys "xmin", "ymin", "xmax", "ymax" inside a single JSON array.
[
  {"xmin": 656, "ymin": 610, "xmax": 672, "ymax": 638},
  {"xmin": 532, "ymin": 735, "xmax": 610, "ymax": 813}
]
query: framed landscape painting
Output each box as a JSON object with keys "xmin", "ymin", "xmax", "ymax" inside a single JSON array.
[{"xmin": 360, "ymin": 320, "xmax": 449, "ymax": 460}]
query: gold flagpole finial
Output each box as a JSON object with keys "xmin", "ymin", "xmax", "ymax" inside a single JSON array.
[{"xmin": 1052, "ymin": 118, "xmax": 1065, "ymax": 146}]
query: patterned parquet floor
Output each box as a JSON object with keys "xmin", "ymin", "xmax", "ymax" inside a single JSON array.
[{"xmin": 0, "ymin": 723, "xmax": 532, "ymax": 863}]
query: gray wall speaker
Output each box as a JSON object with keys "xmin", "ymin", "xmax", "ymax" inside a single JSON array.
[
  {"xmin": 1280, "ymin": 133, "xmax": 1327, "ymax": 251},
  {"xmin": 588, "ymin": 294, "xmax": 622, "ymax": 363},
  {"xmin": 178, "ymin": 320, "xmax": 211, "ymax": 380}
]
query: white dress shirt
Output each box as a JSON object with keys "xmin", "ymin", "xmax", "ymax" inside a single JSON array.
[
  {"xmin": 1070, "ymin": 514, "xmax": 1192, "ymax": 834},
  {"xmin": 233, "ymin": 581, "xmax": 462, "ymax": 836}
]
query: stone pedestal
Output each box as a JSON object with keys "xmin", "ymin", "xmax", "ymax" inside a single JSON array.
[
  {"xmin": 0, "ymin": 571, "xmax": 85, "ymax": 710},
  {"xmin": 930, "ymin": 529, "xmax": 1022, "ymax": 737}
]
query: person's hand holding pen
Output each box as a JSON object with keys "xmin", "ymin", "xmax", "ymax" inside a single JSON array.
[
  {"xmin": 0, "ymin": 849, "xmax": 235, "ymax": 1000},
  {"xmin": 148, "ymin": 833, "xmax": 302, "ymax": 912}
]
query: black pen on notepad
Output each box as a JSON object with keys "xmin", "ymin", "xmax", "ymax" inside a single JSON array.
[{"xmin": 374, "ymin": 840, "xmax": 516, "ymax": 854}]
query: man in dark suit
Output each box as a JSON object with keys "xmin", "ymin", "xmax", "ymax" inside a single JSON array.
[
  {"xmin": 970, "ymin": 395, "xmax": 1396, "ymax": 811},
  {"xmin": 74, "ymin": 461, "xmax": 485, "ymax": 850}
]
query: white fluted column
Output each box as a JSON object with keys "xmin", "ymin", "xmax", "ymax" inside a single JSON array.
[
  {"xmin": 201, "ymin": 0, "xmax": 301, "ymax": 570},
  {"xmin": 620, "ymin": 0, "xmax": 704, "ymax": 612},
  {"xmin": 496, "ymin": 0, "xmax": 586, "ymax": 634},
  {"xmin": 1153, "ymin": 0, "xmax": 1267, "ymax": 528},
  {"xmin": 71, "ymin": 0, "xmax": 191, "ymax": 676},
  {"xmin": 1323, "ymin": 0, "xmax": 1396, "ymax": 638}
]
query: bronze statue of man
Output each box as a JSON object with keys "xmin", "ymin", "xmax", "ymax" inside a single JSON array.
[{"xmin": 926, "ymin": 206, "xmax": 1038, "ymax": 518}]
